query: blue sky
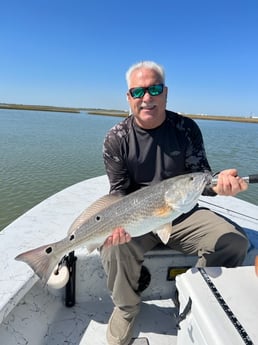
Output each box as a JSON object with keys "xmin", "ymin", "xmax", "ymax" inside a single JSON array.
[{"xmin": 1, "ymin": 0, "xmax": 257, "ymax": 116}]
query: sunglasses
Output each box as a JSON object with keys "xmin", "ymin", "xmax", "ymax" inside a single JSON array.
[{"xmin": 129, "ymin": 84, "xmax": 164, "ymax": 99}]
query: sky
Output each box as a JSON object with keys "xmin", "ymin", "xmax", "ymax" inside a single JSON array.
[{"xmin": 1, "ymin": 0, "xmax": 258, "ymax": 116}]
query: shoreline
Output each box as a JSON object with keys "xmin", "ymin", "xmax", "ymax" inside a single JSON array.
[
  {"xmin": 0, "ymin": 103, "xmax": 80, "ymax": 113},
  {"xmin": 87, "ymin": 110, "xmax": 258, "ymax": 124},
  {"xmin": 1, "ymin": 103, "xmax": 258, "ymax": 124}
]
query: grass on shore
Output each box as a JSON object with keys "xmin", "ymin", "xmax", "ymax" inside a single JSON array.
[
  {"xmin": 88, "ymin": 109, "xmax": 258, "ymax": 124},
  {"xmin": 1, "ymin": 103, "xmax": 257, "ymax": 124}
]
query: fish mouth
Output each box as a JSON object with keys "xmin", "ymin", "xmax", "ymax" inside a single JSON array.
[{"xmin": 204, "ymin": 172, "xmax": 213, "ymax": 186}]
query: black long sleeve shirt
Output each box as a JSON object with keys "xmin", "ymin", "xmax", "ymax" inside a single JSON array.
[{"xmin": 103, "ymin": 110, "xmax": 215, "ymax": 196}]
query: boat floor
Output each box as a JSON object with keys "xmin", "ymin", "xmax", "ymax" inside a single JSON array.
[
  {"xmin": 79, "ymin": 299, "xmax": 178, "ymax": 345},
  {"xmin": 1, "ymin": 176, "xmax": 258, "ymax": 345},
  {"xmin": 1, "ymin": 279, "xmax": 179, "ymax": 345}
]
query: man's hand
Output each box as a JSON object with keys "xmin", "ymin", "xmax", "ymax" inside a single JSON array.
[
  {"xmin": 103, "ymin": 227, "xmax": 131, "ymax": 248},
  {"xmin": 212, "ymin": 169, "xmax": 248, "ymax": 196}
]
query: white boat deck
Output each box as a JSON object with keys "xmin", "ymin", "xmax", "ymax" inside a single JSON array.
[
  {"xmin": 0, "ymin": 175, "xmax": 258, "ymax": 345},
  {"xmin": 1, "ymin": 279, "xmax": 177, "ymax": 345}
]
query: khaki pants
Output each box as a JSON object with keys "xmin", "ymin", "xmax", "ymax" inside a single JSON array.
[{"xmin": 100, "ymin": 206, "xmax": 249, "ymax": 313}]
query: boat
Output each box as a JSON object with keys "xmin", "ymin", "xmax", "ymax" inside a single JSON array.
[{"xmin": 0, "ymin": 175, "xmax": 258, "ymax": 345}]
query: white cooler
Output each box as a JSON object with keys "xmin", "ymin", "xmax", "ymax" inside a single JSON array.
[{"xmin": 176, "ymin": 266, "xmax": 258, "ymax": 345}]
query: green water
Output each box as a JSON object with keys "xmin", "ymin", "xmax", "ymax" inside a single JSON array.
[{"xmin": 1, "ymin": 109, "xmax": 257, "ymax": 231}]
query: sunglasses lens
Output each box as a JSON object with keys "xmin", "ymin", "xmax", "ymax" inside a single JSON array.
[
  {"xmin": 148, "ymin": 84, "xmax": 163, "ymax": 96},
  {"xmin": 130, "ymin": 87, "xmax": 145, "ymax": 98},
  {"xmin": 129, "ymin": 84, "xmax": 164, "ymax": 98}
]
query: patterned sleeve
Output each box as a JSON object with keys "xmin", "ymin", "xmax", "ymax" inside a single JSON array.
[
  {"xmin": 103, "ymin": 126, "xmax": 130, "ymax": 195},
  {"xmin": 184, "ymin": 118, "xmax": 211, "ymax": 172},
  {"xmin": 184, "ymin": 118, "xmax": 217, "ymax": 196}
]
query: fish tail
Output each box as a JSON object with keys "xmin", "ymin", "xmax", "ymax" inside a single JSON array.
[{"xmin": 15, "ymin": 243, "xmax": 61, "ymax": 285}]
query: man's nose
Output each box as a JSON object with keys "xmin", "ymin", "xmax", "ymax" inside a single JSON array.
[{"xmin": 142, "ymin": 90, "xmax": 152, "ymax": 100}]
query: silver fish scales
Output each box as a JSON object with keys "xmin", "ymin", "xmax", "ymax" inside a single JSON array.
[{"xmin": 15, "ymin": 172, "xmax": 210, "ymax": 284}]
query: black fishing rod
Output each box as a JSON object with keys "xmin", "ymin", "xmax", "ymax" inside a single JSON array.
[{"xmin": 201, "ymin": 174, "xmax": 258, "ymax": 222}]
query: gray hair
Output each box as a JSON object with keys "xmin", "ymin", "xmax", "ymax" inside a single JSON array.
[{"xmin": 125, "ymin": 61, "xmax": 166, "ymax": 88}]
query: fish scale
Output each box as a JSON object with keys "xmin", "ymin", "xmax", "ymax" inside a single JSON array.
[{"xmin": 15, "ymin": 172, "xmax": 210, "ymax": 284}]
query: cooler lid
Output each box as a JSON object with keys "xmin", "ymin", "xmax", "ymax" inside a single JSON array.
[{"xmin": 176, "ymin": 266, "xmax": 258, "ymax": 344}]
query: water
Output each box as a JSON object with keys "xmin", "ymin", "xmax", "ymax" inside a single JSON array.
[{"xmin": 1, "ymin": 109, "xmax": 258, "ymax": 231}]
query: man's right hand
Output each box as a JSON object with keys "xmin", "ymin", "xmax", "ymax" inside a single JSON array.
[{"xmin": 103, "ymin": 227, "xmax": 131, "ymax": 247}]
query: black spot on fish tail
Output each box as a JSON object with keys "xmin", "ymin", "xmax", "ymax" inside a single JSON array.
[
  {"xmin": 69, "ymin": 234, "xmax": 75, "ymax": 241},
  {"xmin": 15, "ymin": 242, "xmax": 61, "ymax": 284},
  {"xmin": 45, "ymin": 246, "xmax": 53, "ymax": 254}
]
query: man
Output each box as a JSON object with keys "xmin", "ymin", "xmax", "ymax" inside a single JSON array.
[{"xmin": 100, "ymin": 61, "xmax": 248, "ymax": 345}]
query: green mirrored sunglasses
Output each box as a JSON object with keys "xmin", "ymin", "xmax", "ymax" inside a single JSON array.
[{"xmin": 129, "ymin": 84, "xmax": 164, "ymax": 99}]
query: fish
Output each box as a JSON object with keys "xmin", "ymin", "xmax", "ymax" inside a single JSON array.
[{"xmin": 15, "ymin": 172, "xmax": 211, "ymax": 285}]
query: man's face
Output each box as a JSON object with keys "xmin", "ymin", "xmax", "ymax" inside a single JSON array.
[{"xmin": 127, "ymin": 67, "xmax": 167, "ymax": 129}]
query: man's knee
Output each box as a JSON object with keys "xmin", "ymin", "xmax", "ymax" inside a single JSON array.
[
  {"xmin": 215, "ymin": 231, "xmax": 249, "ymax": 266},
  {"xmin": 100, "ymin": 243, "xmax": 120, "ymax": 261},
  {"xmin": 100, "ymin": 242, "xmax": 136, "ymax": 263}
]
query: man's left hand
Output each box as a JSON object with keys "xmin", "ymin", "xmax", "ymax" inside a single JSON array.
[{"xmin": 212, "ymin": 169, "xmax": 248, "ymax": 196}]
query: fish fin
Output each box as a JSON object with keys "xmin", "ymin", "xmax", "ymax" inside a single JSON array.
[
  {"xmin": 85, "ymin": 242, "xmax": 100, "ymax": 254},
  {"xmin": 154, "ymin": 223, "xmax": 173, "ymax": 244},
  {"xmin": 67, "ymin": 194, "xmax": 122, "ymax": 235},
  {"xmin": 153, "ymin": 204, "xmax": 173, "ymax": 217},
  {"xmin": 15, "ymin": 243, "xmax": 61, "ymax": 285}
]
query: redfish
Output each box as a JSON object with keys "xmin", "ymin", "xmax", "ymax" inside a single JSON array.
[{"xmin": 15, "ymin": 172, "xmax": 210, "ymax": 284}]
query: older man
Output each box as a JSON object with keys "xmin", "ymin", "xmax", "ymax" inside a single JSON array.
[{"xmin": 101, "ymin": 61, "xmax": 248, "ymax": 345}]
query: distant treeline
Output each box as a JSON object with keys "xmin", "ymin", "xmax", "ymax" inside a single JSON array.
[
  {"xmin": 1, "ymin": 103, "xmax": 257, "ymax": 123},
  {"xmin": 87, "ymin": 110, "xmax": 258, "ymax": 123},
  {"xmin": 0, "ymin": 103, "xmax": 80, "ymax": 113}
]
